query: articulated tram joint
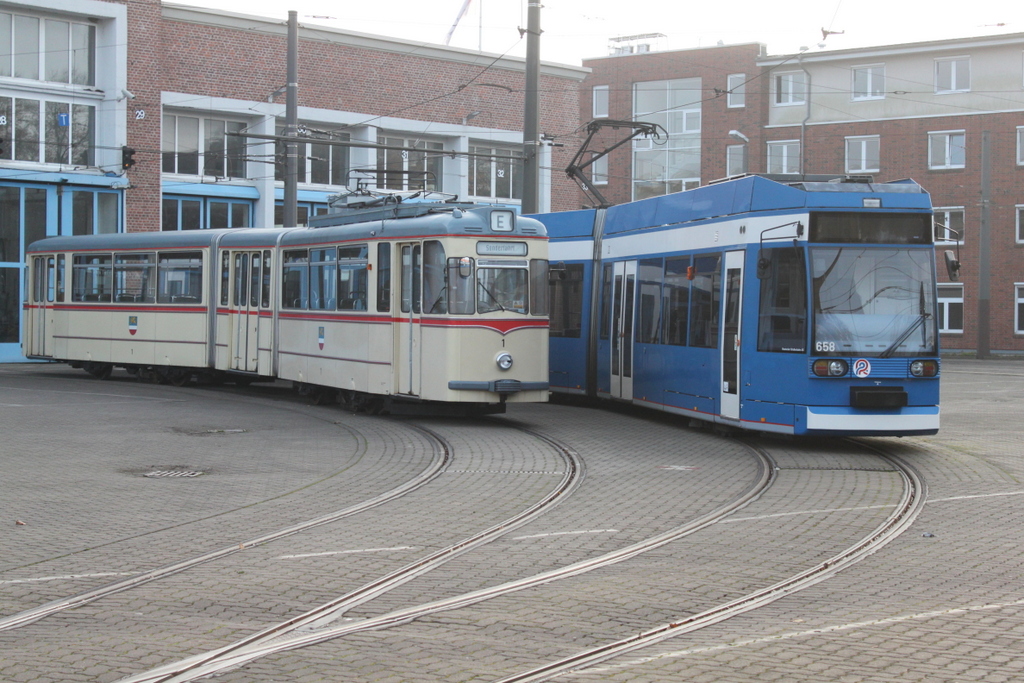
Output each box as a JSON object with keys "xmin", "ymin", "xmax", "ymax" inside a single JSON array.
[{"xmin": 448, "ymin": 380, "xmax": 550, "ymax": 394}]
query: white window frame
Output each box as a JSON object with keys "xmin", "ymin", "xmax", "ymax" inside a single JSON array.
[
  {"xmin": 1016, "ymin": 283, "xmax": 1024, "ymax": 335},
  {"xmin": 727, "ymin": 74, "xmax": 746, "ymax": 108},
  {"xmin": 767, "ymin": 140, "xmax": 800, "ymax": 174},
  {"xmin": 592, "ymin": 85, "xmax": 609, "ymax": 119},
  {"xmin": 935, "ymin": 56, "xmax": 970, "ymax": 94},
  {"xmin": 1017, "ymin": 126, "xmax": 1024, "ymax": 166},
  {"xmin": 726, "ymin": 144, "xmax": 746, "ymax": 176},
  {"xmin": 845, "ymin": 135, "xmax": 880, "ymax": 173},
  {"xmin": 774, "ymin": 71, "xmax": 806, "ymax": 106},
  {"xmin": 928, "ymin": 130, "xmax": 966, "ymax": 170},
  {"xmin": 852, "ymin": 64, "xmax": 885, "ymax": 100},
  {"xmin": 936, "ymin": 283, "xmax": 964, "ymax": 334},
  {"xmin": 591, "ymin": 153, "xmax": 608, "ymax": 185},
  {"xmin": 1016, "ymin": 205, "xmax": 1024, "ymax": 244},
  {"xmin": 934, "ymin": 207, "xmax": 965, "ymax": 245}
]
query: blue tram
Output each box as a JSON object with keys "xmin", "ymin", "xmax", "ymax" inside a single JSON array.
[{"xmin": 533, "ymin": 175, "xmax": 944, "ymax": 436}]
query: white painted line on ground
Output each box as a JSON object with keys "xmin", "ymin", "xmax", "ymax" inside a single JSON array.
[
  {"xmin": 721, "ymin": 504, "xmax": 897, "ymax": 523},
  {"xmin": 928, "ymin": 491, "xmax": 1024, "ymax": 503},
  {"xmin": 513, "ymin": 529, "xmax": 619, "ymax": 540},
  {"xmin": 276, "ymin": 546, "xmax": 416, "ymax": 560}
]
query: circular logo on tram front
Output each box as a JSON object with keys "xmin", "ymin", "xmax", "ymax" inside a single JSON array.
[{"xmin": 853, "ymin": 358, "xmax": 871, "ymax": 378}]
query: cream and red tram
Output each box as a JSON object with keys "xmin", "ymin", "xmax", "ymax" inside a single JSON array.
[{"xmin": 23, "ymin": 203, "xmax": 550, "ymax": 413}]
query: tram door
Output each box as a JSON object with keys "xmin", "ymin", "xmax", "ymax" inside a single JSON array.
[
  {"xmin": 228, "ymin": 251, "xmax": 263, "ymax": 373},
  {"xmin": 610, "ymin": 260, "xmax": 637, "ymax": 399},
  {"xmin": 29, "ymin": 255, "xmax": 57, "ymax": 357},
  {"xmin": 395, "ymin": 243, "xmax": 422, "ymax": 396},
  {"xmin": 720, "ymin": 250, "xmax": 744, "ymax": 421}
]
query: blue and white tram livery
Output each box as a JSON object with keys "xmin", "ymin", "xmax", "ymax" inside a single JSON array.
[
  {"xmin": 534, "ymin": 175, "xmax": 944, "ymax": 436},
  {"xmin": 23, "ymin": 202, "xmax": 550, "ymax": 414}
]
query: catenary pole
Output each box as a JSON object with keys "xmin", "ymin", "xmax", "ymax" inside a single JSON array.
[
  {"xmin": 520, "ymin": 1, "xmax": 541, "ymax": 214},
  {"xmin": 284, "ymin": 11, "xmax": 299, "ymax": 227}
]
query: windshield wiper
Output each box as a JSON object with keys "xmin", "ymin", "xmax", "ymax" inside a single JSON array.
[
  {"xmin": 879, "ymin": 313, "xmax": 931, "ymax": 358},
  {"xmin": 477, "ymin": 282, "xmax": 506, "ymax": 312}
]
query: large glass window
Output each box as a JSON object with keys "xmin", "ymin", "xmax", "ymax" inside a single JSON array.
[
  {"xmin": 768, "ymin": 140, "xmax": 800, "ymax": 175},
  {"xmin": 422, "ymin": 241, "xmax": 447, "ymax": 314},
  {"xmin": 549, "ymin": 263, "xmax": 584, "ymax": 337},
  {"xmin": 470, "ymin": 146, "xmax": 523, "ymax": 201},
  {"xmin": 163, "ymin": 115, "xmax": 246, "ymax": 178},
  {"xmin": 0, "ymin": 11, "xmax": 94, "ymax": 85},
  {"xmin": 845, "ymin": 136, "xmax": 880, "ymax": 174},
  {"xmin": 935, "ymin": 57, "xmax": 970, "ymax": 93},
  {"xmin": 688, "ymin": 254, "xmax": 721, "ymax": 348},
  {"xmin": 812, "ymin": 247, "xmax": 937, "ymax": 355},
  {"xmin": 281, "ymin": 250, "xmax": 309, "ymax": 309},
  {"xmin": 377, "ymin": 243, "xmax": 391, "ymax": 313},
  {"xmin": 275, "ymin": 127, "xmax": 350, "ymax": 185},
  {"xmin": 632, "ymin": 78, "xmax": 702, "ymax": 200},
  {"xmin": 928, "ymin": 131, "xmax": 965, "ymax": 169},
  {"xmin": 158, "ymin": 252, "xmax": 203, "ymax": 303},
  {"xmin": 636, "ymin": 259, "xmax": 662, "ymax": 344},
  {"xmin": 774, "ymin": 71, "xmax": 807, "ymax": 105},
  {"xmin": 309, "ymin": 248, "xmax": 337, "ymax": 310},
  {"xmin": 663, "ymin": 257, "xmax": 690, "ymax": 346},
  {"xmin": 72, "ymin": 253, "xmax": 112, "ymax": 302},
  {"xmin": 338, "ymin": 245, "xmax": 368, "ymax": 311},
  {"xmin": 0, "ymin": 97, "xmax": 93, "ymax": 165},
  {"xmin": 757, "ymin": 248, "xmax": 807, "ymax": 353},
  {"xmin": 114, "ymin": 253, "xmax": 155, "ymax": 303},
  {"xmin": 378, "ymin": 137, "xmax": 443, "ymax": 191},
  {"xmin": 852, "ymin": 65, "xmax": 885, "ymax": 100},
  {"xmin": 477, "ymin": 260, "xmax": 529, "ymax": 314}
]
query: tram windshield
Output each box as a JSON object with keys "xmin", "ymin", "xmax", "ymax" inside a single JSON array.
[
  {"xmin": 811, "ymin": 247, "xmax": 937, "ymax": 357},
  {"xmin": 477, "ymin": 261, "xmax": 529, "ymax": 314}
]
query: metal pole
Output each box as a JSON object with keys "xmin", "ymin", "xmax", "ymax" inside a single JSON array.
[
  {"xmin": 284, "ymin": 11, "xmax": 299, "ymax": 227},
  {"xmin": 521, "ymin": 1, "xmax": 541, "ymax": 214},
  {"xmin": 976, "ymin": 130, "xmax": 991, "ymax": 358}
]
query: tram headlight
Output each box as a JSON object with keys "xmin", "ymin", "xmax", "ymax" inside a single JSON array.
[
  {"xmin": 910, "ymin": 360, "xmax": 938, "ymax": 377},
  {"xmin": 813, "ymin": 359, "xmax": 849, "ymax": 377},
  {"xmin": 496, "ymin": 352, "xmax": 514, "ymax": 371}
]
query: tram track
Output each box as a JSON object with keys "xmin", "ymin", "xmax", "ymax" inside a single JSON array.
[{"xmin": 112, "ymin": 433, "xmax": 775, "ymax": 683}]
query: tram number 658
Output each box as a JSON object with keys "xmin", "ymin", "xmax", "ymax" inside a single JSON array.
[{"xmin": 815, "ymin": 341, "xmax": 837, "ymax": 352}]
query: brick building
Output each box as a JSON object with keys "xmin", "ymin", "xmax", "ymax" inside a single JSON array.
[
  {"xmin": 579, "ymin": 35, "xmax": 1024, "ymax": 355},
  {"xmin": 0, "ymin": 0, "xmax": 586, "ymax": 361}
]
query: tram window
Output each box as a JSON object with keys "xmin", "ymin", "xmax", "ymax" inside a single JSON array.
[
  {"xmin": 377, "ymin": 244, "xmax": 391, "ymax": 313},
  {"xmin": 477, "ymin": 261, "xmax": 528, "ymax": 315},
  {"xmin": 530, "ymin": 260, "xmax": 549, "ymax": 317},
  {"xmin": 46, "ymin": 257, "xmax": 56, "ymax": 303},
  {"xmin": 636, "ymin": 259, "xmax": 662, "ymax": 344},
  {"xmin": 32, "ymin": 258, "xmax": 45, "ymax": 303},
  {"xmin": 663, "ymin": 257, "xmax": 690, "ymax": 346},
  {"xmin": 250, "ymin": 252, "xmax": 261, "ymax": 308},
  {"xmin": 599, "ymin": 264, "xmax": 613, "ymax": 340},
  {"xmin": 261, "ymin": 250, "xmax": 271, "ymax": 308},
  {"xmin": 281, "ymin": 250, "xmax": 309, "ymax": 309},
  {"xmin": 220, "ymin": 252, "xmax": 230, "ymax": 306},
  {"xmin": 56, "ymin": 255, "xmax": 65, "ymax": 302},
  {"xmin": 233, "ymin": 253, "xmax": 248, "ymax": 307},
  {"xmin": 158, "ymin": 252, "xmax": 203, "ymax": 304},
  {"xmin": 72, "ymin": 254, "xmax": 113, "ymax": 302},
  {"xmin": 309, "ymin": 248, "xmax": 337, "ymax": 310},
  {"xmin": 401, "ymin": 245, "xmax": 422, "ymax": 314},
  {"xmin": 422, "ymin": 241, "xmax": 447, "ymax": 314},
  {"xmin": 338, "ymin": 244, "xmax": 368, "ymax": 311},
  {"xmin": 549, "ymin": 263, "xmax": 583, "ymax": 337},
  {"xmin": 810, "ymin": 212, "xmax": 932, "ymax": 245},
  {"xmin": 757, "ymin": 248, "xmax": 807, "ymax": 353},
  {"xmin": 114, "ymin": 253, "xmax": 156, "ymax": 303},
  {"xmin": 689, "ymin": 254, "xmax": 721, "ymax": 348},
  {"xmin": 447, "ymin": 257, "xmax": 475, "ymax": 315}
]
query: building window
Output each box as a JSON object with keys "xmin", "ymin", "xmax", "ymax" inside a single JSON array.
[
  {"xmin": 275, "ymin": 201, "xmax": 329, "ymax": 227},
  {"xmin": 0, "ymin": 11, "xmax": 95, "ymax": 85},
  {"xmin": 470, "ymin": 146, "xmax": 523, "ymax": 201},
  {"xmin": 377, "ymin": 137, "xmax": 443, "ymax": 191},
  {"xmin": 1016, "ymin": 206, "xmax": 1024, "ymax": 243},
  {"xmin": 774, "ymin": 71, "xmax": 806, "ymax": 105},
  {"xmin": 208, "ymin": 200, "xmax": 251, "ymax": 229},
  {"xmin": 934, "ymin": 207, "xmax": 965, "ymax": 244},
  {"xmin": 726, "ymin": 144, "xmax": 746, "ymax": 176},
  {"xmin": 935, "ymin": 57, "xmax": 970, "ymax": 93},
  {"xmin": 632, "ymin": 78, "xmax": 702, "ymax": 200},
  {"xmin": 274, "ymin": 127, "xmax": 350, "ymax": 186},
  {"xmin": 0, "ymin": 97, "xmax": 94, "ymax": 165},
  {"xmin": 852, "ymin": 65, "xmax": 885, "ymax": 100},
  {"xmin": 936, "ymin": 283, "xmax": 964, "ymax": 334},
  {"xmin": 928, "ymin": 131, "xmax": 965, "ymax": 169},
  {"xmin": 1017, "ymin": 127, "xmax": 1024, "ymax": 165},
  {"xmin": 593, "ymin": 85, "xmax": 609, "ymax": 118},
  {"xmin": 845, "ymin": 136, "xmax": 880, "ymax": 173},
  {"xmin": 767, "ymin": 140, "xmax": 800, "ymax": 174},
  {"xmin": 591, "ymin": 153, "xmax": 608, "ymax": 185},
  {"xmin": 1016, "ymin": 284, "xmax": 1024, "ymax": 334},
  {"xmin": 727, "ymin": 74, "xmax": 746, "ymax": 108},
  {"xmin": 163, "ymin": 115, "xmax": 247, "ymax": 178},
  {"xmin": 162, "ymin": 197, "xmax": 203, "ymax": 231}
]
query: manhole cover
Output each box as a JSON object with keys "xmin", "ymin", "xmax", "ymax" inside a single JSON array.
[{"xmin": 144, "ymin": 470, "xmax": 205, "ymax": 478}]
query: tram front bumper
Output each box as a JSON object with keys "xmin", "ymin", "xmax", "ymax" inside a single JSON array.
[{"xmin": 448, "ymin": 380, "xmax": 550, "ymax": 394}]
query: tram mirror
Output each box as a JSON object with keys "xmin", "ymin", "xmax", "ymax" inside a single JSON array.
[
  {"xmin": 458, "ymin": 257, "xmax": 473, "ymax": 278},
  {"xmin": 944, "ymin": 250, "xmax": 961, "ymax": 282},
  {"xmin": 756, "ymin": 249, "xmax": 772, "ymax": 279}
]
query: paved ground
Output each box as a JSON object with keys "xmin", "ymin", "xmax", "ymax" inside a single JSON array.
[{"xmin": 0, "ymin": 359, "xmax": 1021, "ymax": 682}]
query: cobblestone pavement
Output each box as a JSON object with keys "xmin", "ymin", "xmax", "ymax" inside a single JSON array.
[{"xmin": 0, "ymin": 359, "xmax": 1021, "ymax": 682}]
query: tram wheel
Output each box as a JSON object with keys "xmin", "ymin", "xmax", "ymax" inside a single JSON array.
[
  {"xmin": 168, "ymin": 369, "xmax": 191, "ymax": 387},
  {"xmin": 85, "ymin": 363, "xmax": 113, "ymax": 380}
]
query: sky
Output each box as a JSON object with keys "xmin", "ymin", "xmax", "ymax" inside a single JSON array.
[{"xmin": 184, "ymin": 0, "xmax": 1021, "ymax": 66}]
